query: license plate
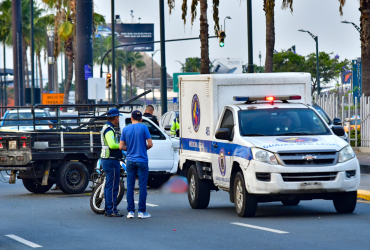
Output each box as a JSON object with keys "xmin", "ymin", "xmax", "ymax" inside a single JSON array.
[{"xmin": 9, "ymin": 140, "xmax": 17, "ymax": 149}]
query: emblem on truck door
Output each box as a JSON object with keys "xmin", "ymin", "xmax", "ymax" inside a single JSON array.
[
  {"xmin": 218, "ymin": 148, "xmax": 226, "ymax": 176},
  {"xmin": 191, "ymin": 94, "xmax": 201, "ymax": 132}
]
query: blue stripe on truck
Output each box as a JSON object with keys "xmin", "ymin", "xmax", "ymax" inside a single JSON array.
[{"xmin": 180, "ymin": 138, "xmax": 253, "ymax": 160}]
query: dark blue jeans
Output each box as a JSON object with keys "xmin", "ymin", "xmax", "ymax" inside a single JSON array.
[
  {"xmin": 126, "ymin": 161, "xmax": 149, "ymax": 213},
  {"xmin": 101, "ymin": 159, "xmax": 120, "ymax": 215}
]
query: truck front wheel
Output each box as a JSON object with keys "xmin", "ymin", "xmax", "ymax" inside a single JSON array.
[
  {"xmin": 187, "ymin": 165, "xmax": 210, "ymax": 209},
  {"xmin": 333, "ymin": 191, "xmax": 357, "ymax": 213},
  {"xmin": 22, "ymin": 179, "xmax": 54, "ymax": 194},
  {"xmin": 56, "ymin": 161, "xmax": 89, "ymax": 194},
  {"xmin": 234, "ymin": 172, "xmax": 257, "ymax": 217}
]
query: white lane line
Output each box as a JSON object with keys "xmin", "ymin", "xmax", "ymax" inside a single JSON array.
[
  {"xmin": 231, "ymin": 222, "xmax": 289, "ymax": 234},
  {"xmin": 123, "ymin": 200, "xmax": 159, "ymax": 207},
  {"xmin": 5, "ymin": 235, "xmax": 42, "ymax": 248}
]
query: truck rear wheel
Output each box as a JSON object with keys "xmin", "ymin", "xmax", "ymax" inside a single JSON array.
[
  {"xmin": 333, "ymin": 191, "xmax": 357, "ymax": 213},
  {"xmin": 187, "ymin": 165, "xmax": 210, "ymax": 209},
  {"xmin": 56, "ymin": 161, "xmax": 89, "ymax": 194},
  {"xmin": 234, "ymin": 172, "xmax": 257, "ymax": 217},
  {"xmin": 22, "ymin": 179, "xmax": 54, "ymax": 194}
]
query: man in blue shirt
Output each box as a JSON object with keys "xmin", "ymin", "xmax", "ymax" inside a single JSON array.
[{"xmin": 120, "ymin": 110, "xmax": 153, "ymax": 219}]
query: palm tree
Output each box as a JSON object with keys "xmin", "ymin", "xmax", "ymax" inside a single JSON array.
[
  {"xmin": 168, "ymin": 0, "xmax": 220, "ymax": 74},
  {"xmin": 264, "ymin": 0, "xmax": 293, "ymax": 73},
  {"xmin": 124, "ymin": 52, "xmax": 146, "ymax": 99},
  {"xmin": 338, "ymin": 0, "xmax": 369, "ymax": 96}
]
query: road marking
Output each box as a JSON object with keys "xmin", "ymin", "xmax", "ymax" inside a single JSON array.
[
  {"xmin": 123, "ymin": 200, "xmax": 158, "ymax": 207},
  {"xmin": 358, "ymin": 200, "xmax": 370, "ymax": 204},
  {"xmin": 231, "ymin": 222, "xmax": 289, "ymax": 234},
  {"xmin": 5, "ymin": 235, "xmax": 42, "ymax": 248}
]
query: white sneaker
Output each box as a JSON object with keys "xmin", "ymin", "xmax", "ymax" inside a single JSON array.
[
  {"xmin": 127, "ymin": 211, "xmax": 135, "ymax": 219},
  {"xmin": 138, "ymin": 212, "xmax": 151, "ymax": 219}
]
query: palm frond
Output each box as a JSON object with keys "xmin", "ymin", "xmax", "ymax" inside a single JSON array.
[{"xmin": 281, "ymin": 0, "xmax": 293, "ymax": 13}]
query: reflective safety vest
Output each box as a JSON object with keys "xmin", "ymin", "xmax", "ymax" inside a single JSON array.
[
  {"xmin": 100, "ymin": 123, "xmax": 116, "ymax": 159},
  {"xmin": 170, "ymin": 118, "xmax": 180, "ymax": 136}
]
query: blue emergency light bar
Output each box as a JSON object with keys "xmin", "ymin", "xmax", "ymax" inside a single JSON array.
[{"xmin": 233, "ymin": 95, "xmax": 301, "ymax": 102}]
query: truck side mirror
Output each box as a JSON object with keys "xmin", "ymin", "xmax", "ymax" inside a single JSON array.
[
  {"xmin": 333, "ymin": 118, "xmax": 342, "ymax": 126},
  {"xmin": 331, "ymin": 125, "xmax": 345, "ymax": 137},
  {"xmin": 164, "ymin": 125, "xmax": 171, "ymax": 131},
  {"xmin": 215, "ymin": 128, "xmax": 231, "ymax": 140}
]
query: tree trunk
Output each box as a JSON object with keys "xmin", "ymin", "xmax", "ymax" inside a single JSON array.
[
  {"xmin": 63, "ymin": 56, "xmax": 74, "ymax": 111},
  {"xmin": 360, "ymin": 0, "xmax": 370, "ymax": 96},
  {"xmin": 199, "ymin": 0, "xmax": 210, "ymax": 74},
  {"xmin": 37, "ymin": 52, "xmax": 43, "ymax": 96},
  {"xmin": 264, "ymin": 0, "xmax": 275, "ymax": 73}
]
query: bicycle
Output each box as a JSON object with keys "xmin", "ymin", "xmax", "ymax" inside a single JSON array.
[{"xmin": 90, "ymin": 158, "xmax": 127, "ymax": 214}]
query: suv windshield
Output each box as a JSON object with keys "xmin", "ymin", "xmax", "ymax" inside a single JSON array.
[
  {"xmin": 238, "ymin": 108, "xmax": 331, "ymax": 136},
  {"xmin": 3, "ymin": 112, "xmax": 49, "ymax": 126}
]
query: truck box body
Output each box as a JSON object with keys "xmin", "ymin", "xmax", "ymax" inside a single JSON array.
[{"xmin": 179, "ymin": 73, "xmax": 312, "ymax": 162}]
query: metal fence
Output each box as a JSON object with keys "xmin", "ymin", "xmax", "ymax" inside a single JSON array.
[{"xmin": 315, "ymin": 92, "xmax": 370, "ymax": 147}]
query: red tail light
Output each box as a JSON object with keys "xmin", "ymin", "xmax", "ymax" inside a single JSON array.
[
  {"xmin": 0, "ymin": 143, "xmax": 3, "ymax": 149},
  {"xmin": 265, "ymin": 96, "xmax": 275, "ymax": 101},
  {"xmin": 22, "ymin": 141, "xmax": 27, "ymax": 148},
  {"xmin": 21, "ymin": 137, "xmax": 26, "ymax": 139}
]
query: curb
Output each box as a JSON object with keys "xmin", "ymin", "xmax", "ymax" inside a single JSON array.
[{"xmin": 358, "ymin": 190, "xmax": 370, "ymax": 201}]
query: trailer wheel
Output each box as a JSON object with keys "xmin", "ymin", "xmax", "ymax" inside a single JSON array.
[
  {"xmin": 187, "ymin": 165, "xmax": 210, "ymax": 209},
  {"xmin": 234, "ymin": 171, "xmax": 257, "ymax": 217},
  {"xmin": 56, "ymin": 161, "xmax": 89, "ymax": 194},
  {"xmin": 333, "ymin": 191, "xmax": 357, "ymax": 213},
  {"xmin": 22, "ymin": 179, "xmax": 54, "ymax": 194}
]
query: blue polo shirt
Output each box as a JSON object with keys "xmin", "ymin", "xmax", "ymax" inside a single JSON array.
[{"xmin": 120, "ymin": 123, "xmax": 151, "ymax": 163}]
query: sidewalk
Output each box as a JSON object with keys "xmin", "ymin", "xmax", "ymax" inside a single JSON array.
[{"xmin": 356, "ymin": 151, "xmax": 370, "ymax": 201}]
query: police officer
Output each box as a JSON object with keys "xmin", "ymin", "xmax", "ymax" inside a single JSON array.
[
  {"xmin": 170, "ymin": 114, "xmax": 180, "ymax": 137},
  {"xmin": 143, "ymin": 105, "xmax": 159, "ymax": 126},
  {"xmin": 100, "ymin": 108, "xmax": 123, "ymax": 217}
]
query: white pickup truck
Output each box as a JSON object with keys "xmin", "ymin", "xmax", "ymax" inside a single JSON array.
[
  {"xmin": 119, "ymin": 114, "xmax": 180, "ymax": 188},
  {"xmin": 178, "ymin": 74, "xmax": 360, "ymax": 217}
]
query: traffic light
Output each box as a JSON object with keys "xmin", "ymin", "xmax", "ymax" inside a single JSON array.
[
  {"xmin": 106, "ymin": 73, "xmax": 112, "ymax": 88},
  {"xmin": 218, "ymin": 30, "xmax": 226, "ymax": 47}
]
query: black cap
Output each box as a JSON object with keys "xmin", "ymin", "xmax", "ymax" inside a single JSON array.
[{"xmin": 132, "ymin": 110, "xmax": 142, "ymax": 120}]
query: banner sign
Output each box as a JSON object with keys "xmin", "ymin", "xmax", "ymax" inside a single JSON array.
[
  {"xmin": 106, "ymin": 23, "xmax": 154, "ymax": 52},
  {"xmin": 42, "ymin": 93, "xmax": 64, "ymax": 105},
  {"xmin": 342, "ymin": 72, "xmax": 351, "ymax": 84}
]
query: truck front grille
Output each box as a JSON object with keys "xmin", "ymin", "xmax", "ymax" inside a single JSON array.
[
  {"xmin": 281, "ymin": 172, "xmax": 337, "ymax": 182},
  {"xmin": 277, "ymin": 151, "xmax": 337, "ymax": 166}
]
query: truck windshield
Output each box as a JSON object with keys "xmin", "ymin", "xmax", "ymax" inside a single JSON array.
[
  {"xmin": 3, "ymin": 113, "xmax": 49, "ymax": 126},
  {"xmin": 350, "ymin": 119, "xmax": 361, "ymax": 125},
  {"xmin": 238, "ymin": 108, "xmax": 331, "ymax": 136}
]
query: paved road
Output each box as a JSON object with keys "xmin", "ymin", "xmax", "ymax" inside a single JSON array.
[{"xmin": 1, "ymin": 174, "xmax": 370, "ymax": 249}]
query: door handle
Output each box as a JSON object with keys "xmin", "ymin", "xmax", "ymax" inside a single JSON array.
[{"xmin": 213, "ymin": 143, "xmax": 218, "ymax": 149}]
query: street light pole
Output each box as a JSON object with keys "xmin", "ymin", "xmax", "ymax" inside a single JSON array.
[
  {"xmin": 247, "ymin": 0, "xmax": 254, "ymax": 73},
  {"xmin": 299, "ymin": 29, "xmax": 320, "ymax": 94},
  {"xmin": 111, "ymin": 0, "xmax": 116, "ymax": 104},
  {"xmin": 159, "ymin": 0, "xmax": 168, "ymax": 115},
  {"xmin": 341, "ymin": 20, "xmax": 361, "ymax": 33},
  {"xmin": 30, "ymin": 0, "xmax": 35, "ymax": 106},
  {"xmin": 224, "ymin": 16, "xmax": 231, "ymax": 32}
]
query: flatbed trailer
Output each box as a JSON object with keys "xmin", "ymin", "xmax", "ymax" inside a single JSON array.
[{"xmin": 0, "ymin": 102, "xmax": 137, "ymax": 194}]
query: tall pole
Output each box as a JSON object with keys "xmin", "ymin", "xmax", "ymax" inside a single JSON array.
[
  {"xmin": 76, "ymin": 0, "xmax": 93, "ymax": 105},
  {"xmin": 125, "ymin": 48, "xmax": 128, "ymax": 102},
  {"xmin": 247, "ymin": 0, "xmax": 254, "ymax": 73},
  {"xmin": 159, "ymin": 0, "xmax": 168, "ymax": 115},
  {"xmin": 47, "ymin": 28, "xmax": 54, "ymax": 93},
  {"xmin": 12, "ymin": 0, "xmax": 24, "ymax": 106},
  {"xmin": 315, "ymin": 36, "xmax": 320, "ymax": 94},
  {"xmin": 3, "ymin": 44, "xmax": 6, "ymax": 107},
  {"xmin": 111, "ymin": 0, "xmax": 116, "ymax": 104},
  {"xmin": 30, "ymin": 0, "xmax": 35, "ymax": 106}
]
